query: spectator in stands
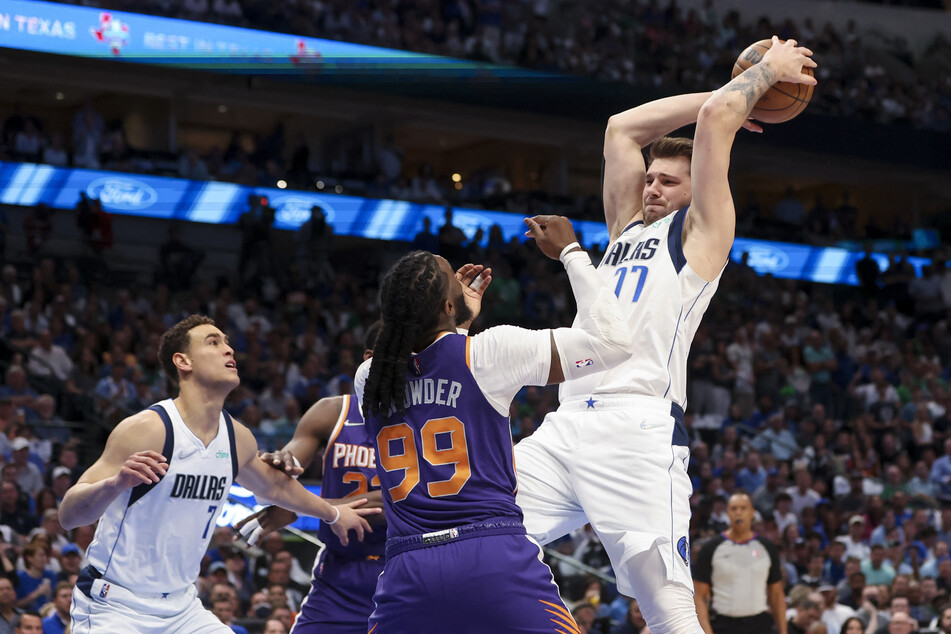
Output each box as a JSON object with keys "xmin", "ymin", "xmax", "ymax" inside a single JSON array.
[
  {"xmin": 15, "ymin": 543, "xmax": 56, "ymax": 611},
  {"xmin": 93, "ymin": 360, "xmax": 136, "ymax": 422},
  {"xmin": 41, "ymin": 131, "xmax": 68, "ymax": 167},
  {"xmin": 0, "ymin": 576, "xmax": 19, "ymax": 633},
  {"xmin": 41, "ymin": 582, "xmax": 71, "ymax": 634},
  {"xmin": 26, "ymin": 330, "xmax": 72, "ymax": 382},
  {"xmin": 211, "ymin": 595, "xmax": 248, "ymax": 634},
  {"xmin": 862, "ymin": 544, "xmax": 897, "ymax": 587},
  {"xmin": 788, "ymin": 595, "xmax": 821, "ymax": 634},
  {"xmin": 21, "ymin": 206, "xmax": 52, "ymax": 259},
  {"xmin": 296, "ymin": 205, "xmax": 335, "ymax": 288},
  {"xmin": 929, "ymin": 439, "xmax": 951, "ymax": 505},
  {"xmin": 158, "ymin": 223, "xmax": 205, "ymax": 291},
  {"xmin": 262, "ymin": 619, "xmax": 287, "ymax": 634},
  {"xmin": 755, "ymin": 413, "xmax": 800, "ymax": 462},
  {"xmin": 178, "ymin": 147, "xmax": 210, "ymax": 180},
  {"xmin": 437, "ymin": 208, "xmax": 467, "ymax": 264},
  {"xmin": 9, "ymin": 439, "xmax": 42, "ymax": 499},
  {"xmin": 411, "ymin": 216, "xmax": 439, "ymax": 253}
]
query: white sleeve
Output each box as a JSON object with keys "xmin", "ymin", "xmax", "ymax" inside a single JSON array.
[
  {"xmin": 469, "ymin": 326, "xmax": 551, "ymax": 416},
  {"xmin": 354, "ymin": 358, "xmax": 371, "ymax": 413},
  {"xmin": 549, "ymin": 250, "xmax": 634, "ymax": 381}
]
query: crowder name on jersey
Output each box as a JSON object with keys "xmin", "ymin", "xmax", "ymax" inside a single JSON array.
[
  {"xmin": 169, "ymin": 474, "xmax": 229, "ymax": 501},
  {"xmin": 386, "ymin": 377, "xmax": 463, "ymax": 417}
]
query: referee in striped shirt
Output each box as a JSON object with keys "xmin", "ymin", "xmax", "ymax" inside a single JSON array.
[{"xmin": 694, "ymin": 490, "xmax": 787, "ymax": 634}]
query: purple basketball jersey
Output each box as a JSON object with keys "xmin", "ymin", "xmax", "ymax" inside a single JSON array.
[
  {"xmin": 318, "ymin": 395, "xmax": 386, "ymax": 558},
  {"xmin": 366, "ymin": 334, "xmax": 523, "ymax": 538}
]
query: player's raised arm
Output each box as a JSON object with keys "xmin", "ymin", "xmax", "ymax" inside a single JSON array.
[
  {"xmin": 685, "ymin": 37, "xmax": 816, "ymax": 281},
  {"xmin": 525, "ymin": 215, "xmax": 633, "ymax": 384},
  {"xmin": 603, "ymin": 92, "xmax": 712, "ymax": 241},
  {"xmin": 59, "ymin": 411, "xmax": 167, "ymax": 530}
]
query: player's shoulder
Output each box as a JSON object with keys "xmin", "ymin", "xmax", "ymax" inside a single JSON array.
[
  {"xmin": 107, "ymin": 408, "xmax": 168, "ymax": 452},
  {"xmin": 113, "ymin": 407, "xmax": 166, "ymax": 437},
  {"xmin": 299, "ymin": 395, "xmax": 347, "ymax": 439}
]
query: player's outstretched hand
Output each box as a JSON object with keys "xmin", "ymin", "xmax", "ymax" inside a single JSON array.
[
  {"xmin": 258, "ymin": 449, "xmax": 304, "ymax": 477},
  {"xmin": 455, "ymin": 263, "xmax": 492, "ymax": 330},
  {"xmin": 524, "ymin": 215, "xmax": 581, "ymax": 261},
  {"xmin": 114, "ymin": 450, "xmax": 167, "ymax": 490},
  {"xmin": 331, "ymin": 498, "xmax": 381, "ymax": 546},
  {"xmin": 761, "ymin": 36, "xmax": 817, "ymax": 85},
  {"xmin": 235, "ymin": 506, "xmax": 299, "ymax": 547}
]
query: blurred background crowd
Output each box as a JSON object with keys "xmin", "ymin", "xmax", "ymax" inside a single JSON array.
[{"xmin": 0, "ymin": 0, "xmax": 950, "ymax": 632}]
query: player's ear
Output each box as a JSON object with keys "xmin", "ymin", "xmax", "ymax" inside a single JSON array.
[{"xmin": 172, "ymin": 351, "xmax": 191, "ymax": 374}]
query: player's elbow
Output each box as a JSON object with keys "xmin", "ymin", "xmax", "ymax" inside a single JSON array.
[{"xmin": 699, "ymin": 94, "xmax": 748, "ymax": 132}]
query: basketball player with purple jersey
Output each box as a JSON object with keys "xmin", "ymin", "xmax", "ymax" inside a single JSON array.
[
  {"xmin": 513, "ymin": 39, "xmax": 816, "ymax": 634},
  {"xmin": 236, "ymin": 325, "xmax": 386, "ymax": 633},
  {"xmin": 355, "ymin": 215, "xmax": 634, "ymax": 633}
]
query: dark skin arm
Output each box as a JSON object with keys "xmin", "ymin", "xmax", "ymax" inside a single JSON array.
[{"xmin": 236, "ymin": 395, "xmax": 385, "ymax": 543}]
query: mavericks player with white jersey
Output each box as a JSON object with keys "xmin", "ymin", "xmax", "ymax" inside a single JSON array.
[
  {"xmin": 514, "ymin": 38, "xmax": 817, "ymax": 634},
  {"xmin": 59, "ymin": 315, "xmax": 378, "ymax": 634}
]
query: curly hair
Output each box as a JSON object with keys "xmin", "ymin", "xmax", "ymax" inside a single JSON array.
[{"xmin": 363, "ymin": 252, "xmax": 447, "ymax": 418}]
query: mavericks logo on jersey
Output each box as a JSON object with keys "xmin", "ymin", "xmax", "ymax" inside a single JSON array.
[
  {"xmin": 169, "ymin": 474, "xmax": 229, "ymax": 501},
  {"xmin": 215, "ymin": 450, "xmax": 230, "ymax": 459},
  {"xmin": 603, "ymin": 238, "xmax": 659, "ymax": 267}
]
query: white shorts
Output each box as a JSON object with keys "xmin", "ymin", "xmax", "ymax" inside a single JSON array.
[
  {"xmin": 514, "ymin": 394, "xmax": 693, "ymax": 595},
  {"xmin": 70, "ymin": 572, "xmax": 231, "ymax": 634}
]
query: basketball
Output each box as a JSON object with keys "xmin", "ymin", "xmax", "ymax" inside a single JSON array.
[{"xmin": 732, "ymin": 39, "xmax": 815, "ymax": 124}]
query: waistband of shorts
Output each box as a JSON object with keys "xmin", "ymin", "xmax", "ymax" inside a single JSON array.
[
  {"xmin": 559, "ymin": 395, "xmax": 684, "ymax": 421},
  {"xmin": 77, "ymin": 564, "xmax": 191, "ymax": 601},
  {"xmin": 386, "ymin": 517, "xmax": 525, "ymax": 558}
]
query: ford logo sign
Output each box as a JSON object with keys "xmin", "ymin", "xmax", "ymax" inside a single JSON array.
[
  {"xmin": 744, "ymin": 245, "xmax": 790, "ymax": 273},
  {"xmin": 87, "ymin": 177, "xmax": 158, "ymax": 210},
  {"xmin": 271, "ymin": 197, "xmax": 335, "ymax": 227}
]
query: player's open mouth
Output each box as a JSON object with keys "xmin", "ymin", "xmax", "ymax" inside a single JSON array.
[{"xmin": 225, "ymin": 361, "xmax": 237, "ymax": 370}]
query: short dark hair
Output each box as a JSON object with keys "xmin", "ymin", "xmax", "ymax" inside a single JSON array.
[
  {"xmin": 158, "ymin": 315, "xmax": 216, "ymax": 385},
  {"xmin": 649, "ymin": 136, "xmax": 693, "ymax": 165}
]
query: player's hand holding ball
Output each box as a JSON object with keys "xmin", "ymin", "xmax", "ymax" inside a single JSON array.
[{"xmin": 733, "ymin": 36, "xmax": 818, "ymax": 123}]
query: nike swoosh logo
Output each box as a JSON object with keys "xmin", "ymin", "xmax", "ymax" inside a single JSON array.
[
  {"xmin": 639, "ymin": 421, "xmax": 665, "ymax": 430},
  {"xmin": 343, "ymin": 420, "xmax": 364, "ymax": 427}
]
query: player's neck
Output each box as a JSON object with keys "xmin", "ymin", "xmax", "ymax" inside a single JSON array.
[
  {"xmin": 173, "ymin": 387, "xmax": 226, "ymax": 441},
  {"xmin": 414, "ymin": 316, "xmax": 455, "ymax": 352}
]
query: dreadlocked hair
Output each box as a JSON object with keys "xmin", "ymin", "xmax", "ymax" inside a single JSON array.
[{"xmin": 363, "ymin": 251, "xmax": 448, "ymax": 419}]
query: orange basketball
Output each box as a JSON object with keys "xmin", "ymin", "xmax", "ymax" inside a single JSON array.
[{"xmin": 731, "ymin": 39, "xmax": 815, "ymax": 124}]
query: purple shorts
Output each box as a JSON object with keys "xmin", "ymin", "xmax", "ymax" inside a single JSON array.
[
  {"xmin": 290, "ymin": 549, "xmax": 385, "ymax": 634},
  {"xmin": 367, "ymin": 518, "xmax": 576, "ymax": 633}
]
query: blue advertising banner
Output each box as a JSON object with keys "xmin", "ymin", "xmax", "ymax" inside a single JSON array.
[
  {"xmin": 0, "ymin": 160, "xmax": 928, "ymax": 285},
  {"xmin": 0, "ymin": 0, "xmax": 550, "ymax": 80}
]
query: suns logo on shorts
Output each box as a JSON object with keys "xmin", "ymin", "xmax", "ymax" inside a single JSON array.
[{"xmin": 677, "ymin": 536, "xmax": 689, "ymax": 567}]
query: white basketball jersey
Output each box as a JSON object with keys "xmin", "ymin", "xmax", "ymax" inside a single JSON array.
[
  {"xmin": 560, "ymin": 207, "xmax": 722, "ymax": 408},
  {"xmin": 86, "ymin": 399, "xmax": 237, "ymax": 594}
]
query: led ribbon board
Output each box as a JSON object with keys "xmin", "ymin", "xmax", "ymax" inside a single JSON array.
[
  {"xmin": 0, "ymin": 161, "xmax": 927, "ymax": 284},
  {"xmin": 0, "ymin": 0, "xmax": 549, "ymax": 80}
]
